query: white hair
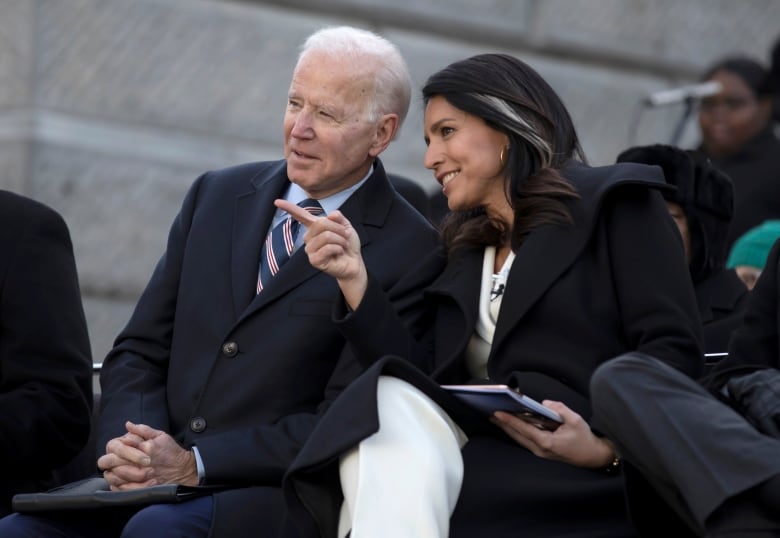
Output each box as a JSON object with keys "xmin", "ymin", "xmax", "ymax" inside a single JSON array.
[{"xmin": 299, "ymin": 26, "xmax": 412, "ymax": 128}]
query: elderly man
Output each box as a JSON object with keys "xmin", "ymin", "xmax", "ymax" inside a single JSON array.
[{"xmin": 0, "ymin": 25, "xmax": 437, "ymax": 537}]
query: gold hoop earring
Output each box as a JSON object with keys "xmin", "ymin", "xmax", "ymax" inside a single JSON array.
[{"xmin": 499, "ymin": 146, "xmax": 508, "ymax": 168}]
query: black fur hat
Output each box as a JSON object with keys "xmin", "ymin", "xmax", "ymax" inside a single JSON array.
[{"xmin": 616, "ymin": 144, "xmax": 734, "ymax": 281}]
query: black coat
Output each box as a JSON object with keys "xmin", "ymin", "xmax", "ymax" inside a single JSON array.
[
  {"xmin": 0, "ymin": 191, "xmax": 93, "ymax": 517},
  {"xmin": 695, "ymin": 268, "xmax": 749, "ymax": 356},
  {"xmin": 97, "ymin": 160, "xmax": 439, "ymax": 536},
  {"xmin": 284, "ymin": 161, "xmax": 704, "ymax": 538},
  {"xmin": 704, "ymin": 237, "xmax": 780, "ymax": 390},
  {"xmin": 700, "ymin": 127, "xmax": 780, "ymax": 249}
]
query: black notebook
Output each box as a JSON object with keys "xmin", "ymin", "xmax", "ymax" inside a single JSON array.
[{"xmin": 12, "ymin": 476, "xmax": 233, "ymax": 513}]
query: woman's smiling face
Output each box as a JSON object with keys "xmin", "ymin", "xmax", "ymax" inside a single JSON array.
[{"xmin": 423, "ymin": 95, "xmax": 510, "ymax": 218}]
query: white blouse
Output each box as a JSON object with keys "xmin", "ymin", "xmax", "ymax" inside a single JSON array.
[{"xmin": 464, "ymin": 245, "xmax": 516, "ymax": 379}]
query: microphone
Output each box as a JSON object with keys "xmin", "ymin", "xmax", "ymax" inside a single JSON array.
[{"xmin": 643, "ymin": 81, "xmax": 722, "ymax": 107}]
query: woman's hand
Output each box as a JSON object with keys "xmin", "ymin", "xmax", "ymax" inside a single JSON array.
[
  {"xmin": 491, "ymin": 400, "xmax": 617, "ymax": 469},
  {"xmin": 275, "ymin": 199, "xmax": 367, "ymax": 309}
]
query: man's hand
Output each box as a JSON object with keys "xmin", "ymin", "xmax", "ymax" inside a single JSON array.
[
  {"xmin": 275, "ymin": 199, "xmax": 367, "ymax": 309},
  {"xmin": 98, "ymin": 421, "xmax": 199, "ymax": 490}
]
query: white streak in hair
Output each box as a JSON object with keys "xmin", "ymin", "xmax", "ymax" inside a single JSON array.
[{"xmin": 472, "ymin": 94, "xmax": 552, "ymax": 167}]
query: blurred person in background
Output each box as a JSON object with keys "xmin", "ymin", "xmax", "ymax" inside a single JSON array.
[
  {"xmin": 694, "ymin": 56, "xmax": 780, "ymax": 249},
  {"xmin": 767, "ymin": 36, "xmax": 780, "ymax": 125},
  {"xmin": 617, "ymin": 144, "xmax": 748, "ymax": 355},
  {"xmin": 727, "ymin": 219, "xmax": 780, "ymax": 290}
]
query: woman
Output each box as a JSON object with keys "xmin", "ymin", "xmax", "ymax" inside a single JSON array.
[
  {"xmin": 694, "ymin": 57, "xmax": 780, "ymax": 249},
  {"xmin": 279, "ymin": 54, "xmax": 703, "ymax": 537}
]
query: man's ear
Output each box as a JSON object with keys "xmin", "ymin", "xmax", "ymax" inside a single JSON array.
[{"xmin": 368, "ymin": 114, "xmax": 400, "ymax": 157}]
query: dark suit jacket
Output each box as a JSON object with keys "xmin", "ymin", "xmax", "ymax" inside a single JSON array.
[
  {"xmin": 97, "ymin": 159, "xmax": 438, "ymax": 536},
  {"xmin": 701, "ymin": 128, "xmax": 780, "ymax": 249},
  {"xmin": 0, "ymin": 190, "xmax": 92, "ymax": 517},
  {"xmin": 284, "ymin": 161, "xmax": 704, "ymax": 537},
  {"xmin": 387, "ymin": 174, "xmax": 430, "ymax": 219}
]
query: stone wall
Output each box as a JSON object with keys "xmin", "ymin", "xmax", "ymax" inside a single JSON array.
[{"xmin": 1, "ymin": 0, "xmax": 778, "ymax": 363}]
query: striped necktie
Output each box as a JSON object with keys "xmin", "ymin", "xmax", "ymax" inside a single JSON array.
[{"xmin": 256, "ymin": 198, "xmax": 324, "ymax": 294}]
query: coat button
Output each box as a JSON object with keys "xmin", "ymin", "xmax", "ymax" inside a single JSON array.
[
  {"xmin": 221, "ymin": 341, "xmax": 238, "ymax": 357},
  {"xmin": 190, "ymin": 416, "xmax": 206, "ymax": 433}
]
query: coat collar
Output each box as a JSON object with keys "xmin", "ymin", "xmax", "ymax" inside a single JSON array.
[
  {"xmin": 695, "ymin": 269, "xmax": 748, "ymax": 322},
  {"xmin": 232, "ymin": 159, "xmax": 395, "ymax": 321}
]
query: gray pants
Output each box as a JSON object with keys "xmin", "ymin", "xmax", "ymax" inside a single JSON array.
[{"xmin": 590, "ymin": 353, "xmax": 780, "ymax": 536}]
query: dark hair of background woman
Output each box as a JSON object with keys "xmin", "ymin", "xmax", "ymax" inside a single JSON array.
[
  {"xmin": 700, "ymin": 56, "xmax": 772, "ymax": 97},
  {"xmin": 422, "ymin": 53, "xmax": 584, "ymax": 255}
]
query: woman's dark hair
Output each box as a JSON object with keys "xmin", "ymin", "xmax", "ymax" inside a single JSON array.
[
  {"xmin": 422, "ymin": 53, "xmax": 584, "ymax": 254},
  {"xmin": 768, "ymin": 38, "xmax": 780, "ymax": 122},
  {"xmin": 700, "ymin": 56, "xmax": 771, "ymax": 97}
]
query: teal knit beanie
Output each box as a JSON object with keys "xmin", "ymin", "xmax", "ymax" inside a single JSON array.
[{"xmin": 727, "ymin": 220, "xmax": 780, "ymax": 269}]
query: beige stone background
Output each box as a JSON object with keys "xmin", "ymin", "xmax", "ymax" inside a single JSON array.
[{"xmin": 1, "ymin": 0, "xmax": 778, "ymax": 366}]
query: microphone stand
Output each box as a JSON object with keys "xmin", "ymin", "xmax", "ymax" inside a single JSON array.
[{"xmin": 669, "ymin": 97, "xmax": 695, "ymax": 146}]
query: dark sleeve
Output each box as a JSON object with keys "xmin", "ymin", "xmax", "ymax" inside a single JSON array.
[
  {"xmin": 605, "ymin": 186, "xmax": 704, "ymax": 378},
  {"xmin": 333, "ymin": 248, "xmax": 444, "ymax": 373},
  {"xmin": 703, "ymin": 238, "xmax": 780, "ymax": 390},
  {"xmin": 0, "ymin": 202, "xmax": 93, "ymax": 472},
  {"xmin": 97, "ymin": 175, "xmax": 206, "ymax": 449}
]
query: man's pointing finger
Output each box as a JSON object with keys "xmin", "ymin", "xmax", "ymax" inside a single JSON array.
[{"xmin": 274, "ymin": 199, "xmax": 320, "ymax": 226}]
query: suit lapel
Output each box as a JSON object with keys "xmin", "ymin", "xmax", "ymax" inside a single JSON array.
[{"xmin": 230, "ymin": 162, "xmax": 289, "ymax": 318}]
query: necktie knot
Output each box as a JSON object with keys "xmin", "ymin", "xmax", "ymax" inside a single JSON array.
[
  {"xmin": 256, "ymin": 198, "xmax": 324, "ymax": 294},
  {"xmin": 297, "ymin": 198, "xmax": 324, "ymax": 216}
]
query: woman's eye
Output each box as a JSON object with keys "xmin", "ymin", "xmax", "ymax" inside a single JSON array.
[{"xmin": 441, "ymin": 126, "xmax": 454, "ymax": 136}]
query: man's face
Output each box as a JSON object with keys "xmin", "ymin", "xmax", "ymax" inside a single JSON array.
[{"xmin": 283, "ymin": 51, "xmax": 381, "ymax": 198}]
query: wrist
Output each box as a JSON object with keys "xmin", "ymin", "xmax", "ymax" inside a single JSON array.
[
  {"xmin": 603, "ymin": 453, "xmax": 621, "ymax": 474},
  {"xmin": 595, "ymin": 438, "xmax": 621, "ymax": 473},
  {"xmin": 339, "ymin": 263, "xmax": 368, "ymax": 311}
]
